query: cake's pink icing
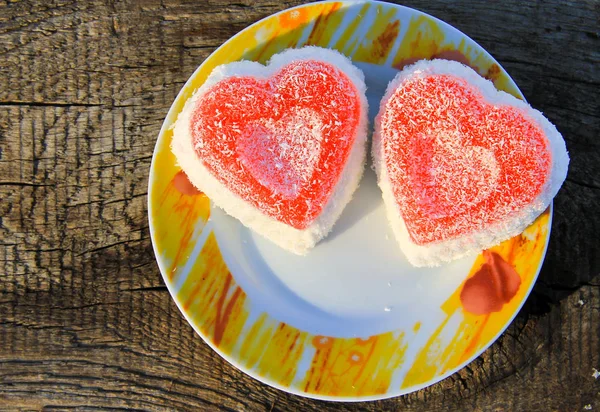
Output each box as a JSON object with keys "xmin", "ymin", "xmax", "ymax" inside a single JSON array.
[
  {"xmin": 190, "ymin": 60, "xmax": 361, "ymax": 229},
  {"xmin": 380, "ymin": 74, "xmax": 551, "ymax": 245}
]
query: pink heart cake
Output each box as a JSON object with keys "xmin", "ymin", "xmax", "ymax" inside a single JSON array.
[
  {"xmin": 373, "ymin": 59, "xmax": 569, "ymax": 267},
  {"xmin": 172, "ymin": 47, "xmax": 368, "ymax": 254}
]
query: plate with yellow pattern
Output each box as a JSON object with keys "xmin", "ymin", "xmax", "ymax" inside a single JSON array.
[{"xmin": 148, "ymin": 0, "xmax": 551, "ymax": 401}]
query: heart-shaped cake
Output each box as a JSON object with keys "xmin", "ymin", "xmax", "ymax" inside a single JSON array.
[
  {"xmin": 373, "ymin": 59, "xmax": 569, "ymax": 266},
  {"xmin": 172, "ymin": 47, "xmax": 368, "ymax": 254}
]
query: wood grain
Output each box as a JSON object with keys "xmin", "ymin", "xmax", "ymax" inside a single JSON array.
[{"xmin": 1, "ymin": 0, "xmax": 598, "ymax": 410}]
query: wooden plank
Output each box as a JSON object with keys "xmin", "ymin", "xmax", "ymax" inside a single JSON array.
[{"xmin": 0, "ymin": 0, "xmax": 598, "ymax": 410}]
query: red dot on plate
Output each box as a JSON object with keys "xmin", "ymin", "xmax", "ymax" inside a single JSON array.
[
  {"xmin": 173, "ymin": 170, "xmax": 202, "ymax": 196},
  {"xmin": 460, "ymin": 251, "xmax": 521, "ymax": 315}
]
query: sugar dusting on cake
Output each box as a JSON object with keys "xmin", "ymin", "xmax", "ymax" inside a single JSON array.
[
  {"xmin": 190, "ymin": 60, "xmax": 361, "ymax": 229},
  {"xmin": 381, "ymin": 74, "xmax": 551, "ymax": 245},
  {"xmin": 409, "ymin": 129, "xmax": 500, "ymax": 219},
  {"xmin": 236, "ymin": 107, "xmax": 324, "ymax": 200}
]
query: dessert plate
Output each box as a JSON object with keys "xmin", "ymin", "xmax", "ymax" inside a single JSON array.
[{"xmin": 148, "ymin": 0, "xmax": 551, "ymax": 401}]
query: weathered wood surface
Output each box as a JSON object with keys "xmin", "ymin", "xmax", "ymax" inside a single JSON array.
[{"xmin": 0, "ymin": 0, "xmax": 598, "ymax": 410}]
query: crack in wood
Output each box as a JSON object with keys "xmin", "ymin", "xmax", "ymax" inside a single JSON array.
[
  {"xmin": 565, "ymin": 177, "xmax": 600, "ymax": 191},
  {"xmin": 0, "ymin": 181, "xmax": 51, "ymax": 187},
  {"xmin": 120, "ymin": 286, "xmax": 168, "ymax": 293},
  {"xmin": 0, "ymin": 101, "xmax": 138, "ymax": 108}
]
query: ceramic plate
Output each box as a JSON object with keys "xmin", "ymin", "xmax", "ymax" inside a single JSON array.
[{"xmin": 148, "ymin": 0, "xmax": 551, "ymax": 401}]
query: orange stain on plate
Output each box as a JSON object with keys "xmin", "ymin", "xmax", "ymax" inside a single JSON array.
[
  {"xmin": 278, "ymin": 7, "xmax": 311, "ymax": 29},
  {"xmin": 213, "ymin": 274, "xmax": 244, "ymax": 346},
  {"xmin": 392, "ymin": 15, "xmax": 446, "ymax": 69},
  {"xmin": 305, "ymin": 2, "xmax": 345, "ymax": 47},
  {"xmin": 433, "ymin": 49, "xmax": 472, "ymax": 66},
  {"xmin": 173, "ymin": 170, "xmax": 203, "ymax": 197},
  {"xmin": 400, "ymin": 315, "xmax": 452, "ymax": 389},
  {"xmin": 177, "ymin": 233, "xmax": 248, "ymax": 351},
  {"xmin": 248, "ymin": 2, "xmax": 344, "ymax": 63},
  {"xmin": 333, "ymin": 2, "xmax": 371, "ymax": 55},
  {"xmin": 353, "ymin": 4, "xmax": 400, "ymax": 64},
  {"xmin": 389, "ymin": 17, "xmax": 514, "ymax": 95},
  {"xmin": 392, "ymin": 26, "xmax": 476, "ymax": 71},
  {"xmin": 459, "ymin": 314, "xmax": 491, "ymax": 364},
  {"xmin": 301, "ymin": 332, "xmax": 406, "ymax": 396},
  {"xmin": 485, "ymin": 63, "xmax": 501, "ymax": 82},
  {"xmin": 257, "ymin": 324, "xmax": 310, "ymax": 386},
  {"xmin": 238, "ymin": 313, "xmax": 277, "ymax": 369},
  {"xmin": 453, "ymin": 39, "xmax": 515, "ymax": 94},
  {"xmin": 151, "ymin": 131, "xmax": 210, "ymax": 281}
]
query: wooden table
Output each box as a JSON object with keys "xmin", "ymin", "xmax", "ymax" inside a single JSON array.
[{"xmin": 1, "ymin": 0, "xmax": 598, "ymax": 410}]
